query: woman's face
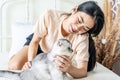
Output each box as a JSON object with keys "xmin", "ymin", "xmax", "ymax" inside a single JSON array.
[{"xmin": 63, "ymin": 11, "xmax": 95, "ymax": 35}]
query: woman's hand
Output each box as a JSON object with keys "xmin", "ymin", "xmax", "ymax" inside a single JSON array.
[
  {"xmin": 22, "ymin": 61, "xmax": 32, "ymax": 70},
  {"xmin": 54, "ymin": 55, "xmax": 73, "ymax": 72}
]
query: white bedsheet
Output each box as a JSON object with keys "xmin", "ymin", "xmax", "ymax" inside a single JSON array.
[{"xmin": 0, "ymin": 53, "xmax": 120, "ymax": 80}]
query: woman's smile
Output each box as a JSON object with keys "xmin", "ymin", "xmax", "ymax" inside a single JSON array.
[
  {"xmin": 69, "ymin": 25, "xmax": 75, "ymax": 33},
  {"xmin": 69, "ymin": 24, "xmax": 78, "ymax": 33}
]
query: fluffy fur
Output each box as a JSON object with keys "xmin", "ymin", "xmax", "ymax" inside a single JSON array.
[{"xmin": 0, "ymin": 39, "xmax": 73, "ymax": 80}]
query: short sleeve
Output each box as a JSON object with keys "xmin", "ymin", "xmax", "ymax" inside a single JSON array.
[
  {"xmin": 34, "ymin": 10, "xmax": 48, "ymax": 38},
  {"xmin": 74, "ymin": 34, "xmax": 89, "ymax": 63}
]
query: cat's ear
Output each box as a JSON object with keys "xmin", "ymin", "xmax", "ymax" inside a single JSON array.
[{"xmin": 58, "ymin": 41, "xmax": 62, "ymax": 46}]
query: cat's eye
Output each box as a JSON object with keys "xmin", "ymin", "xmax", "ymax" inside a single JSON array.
[{"xmin": 68, "ymin": 47, "xmax": 71, "ymax": 50}]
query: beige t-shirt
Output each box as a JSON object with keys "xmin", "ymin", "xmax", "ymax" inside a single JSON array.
[{"xmin": 34, "ymin": 9, "xmax": 89, "ymax": 62}]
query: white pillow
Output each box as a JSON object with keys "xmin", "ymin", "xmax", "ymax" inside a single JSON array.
[{"xmin": 9, "ymin": 22, "xmax": 34, "ymax": 59}]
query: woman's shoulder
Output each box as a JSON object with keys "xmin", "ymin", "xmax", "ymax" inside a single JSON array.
[
  {"xmin": 37, "ymin": 9, "xmax": 60, "ymax": 22},
  {"xmin": 73, "ymin": 33, "xmax": 89, "ymax": 43},
  {"xmin": 42, "ymin": 9, "xmax": 60, "ymax": 17},
  {"xmin": 70, "ymin": 33, "xmax": 89, "ymax": 46},
  {"xmin": 76, "ymin": 33, "xmax": 89, "ymax": 40},
  {"xmin": 45, "ymin": 9, "xmax": 70, "ymax": 18}
]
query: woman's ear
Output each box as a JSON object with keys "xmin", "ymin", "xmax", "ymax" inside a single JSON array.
[{"xmin": 71, "ymin": 5, "xmax": 78, "ymax": 14}]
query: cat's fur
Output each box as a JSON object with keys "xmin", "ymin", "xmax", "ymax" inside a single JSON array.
[{"xmin": 0, "ymin": 39, "xmax": 73, "ymax": 80}]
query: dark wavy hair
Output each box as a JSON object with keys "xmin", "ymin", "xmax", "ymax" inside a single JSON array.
[{"xmin": 77, "ymin": 1, "xmax": 104, "ymax": 71}]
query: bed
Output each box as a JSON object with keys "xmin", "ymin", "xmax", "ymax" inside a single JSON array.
[{"xmin": 0, "ymin": 0, "xmax": 120, "ymax": 80}]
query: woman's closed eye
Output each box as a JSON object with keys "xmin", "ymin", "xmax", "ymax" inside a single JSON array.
[
  {"xmin": 83, "ymin": 25, "xmax": 91, "ymax": 32},
  {"xmin": 82, "ymin": 26, "xmax": 89, "ymax": 32},
  {"xmin": 78, "ymin": 17, "xmax": 91, "ymax": 32}
]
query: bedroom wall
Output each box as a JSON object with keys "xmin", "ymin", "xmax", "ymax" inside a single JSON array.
[
  {"xmin": 0, "ymin": 0, "xmax": 104, "ymax": 53},
  {"xmin": 0, "ymin": 0, "xmax": 56, "ymax": 53}
]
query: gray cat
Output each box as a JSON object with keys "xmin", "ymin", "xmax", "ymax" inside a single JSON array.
[{"xmin": 0, "ymin": 39, "xmax": 73, "ymax": 80}]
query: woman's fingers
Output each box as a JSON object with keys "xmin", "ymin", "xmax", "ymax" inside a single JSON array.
[
  {"xmin": 55, "ymin": 55, "xmax": 70, "ymax": 63},
  {"xmin": 22, "ymin": 61, "xmax": 32, "ymax": 70},
  {"xmin": 54, "ymin": 55, "xmax": 72, "ymax": 72}
]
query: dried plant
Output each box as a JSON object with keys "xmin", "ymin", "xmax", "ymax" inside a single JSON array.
[{"xmin": 94, "ymin": 0, "xmax": 120, "ymax": 70}]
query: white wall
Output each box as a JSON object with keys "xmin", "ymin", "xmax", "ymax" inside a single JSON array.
[
  {"xmin": 56, "ymin": 0, "xmax": 104, "ymax": 12},
  {"xmin": 0, "ymin": 0, "xmax": 56, "ymax": 53}
]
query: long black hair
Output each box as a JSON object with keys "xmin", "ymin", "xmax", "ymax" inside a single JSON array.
[{"xmin": 77, "ymin": 1, "xmax": 104, "ymax": 71}]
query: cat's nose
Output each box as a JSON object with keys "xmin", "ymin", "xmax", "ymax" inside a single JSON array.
[
  {"xmin": 71, "ymin": 49, "xmax": 73, "ymax": 53},
  {"xmin": 68, "ymin": 47, "xmax": 73, "ymax": 53}
]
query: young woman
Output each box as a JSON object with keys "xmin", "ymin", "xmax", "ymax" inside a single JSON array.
[{"xmin": 8, "ymin": 1, "xmax": 104, "ymax": 78}]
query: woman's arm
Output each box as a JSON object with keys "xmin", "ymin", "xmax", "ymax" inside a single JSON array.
[
  {"xmin": 54, "ymin": 55, "xmax": 88, "ymax": 78},
  {"xmin": 22, "ymin": 33, "xmax": 41, "ymax": 70},
  {"xmin": 28, "ymin": 33, "xmax": 41, "ymax": 61},
  {"xmin": 68, "ymin": 61, "xmax": 88, "ymax": 78}
]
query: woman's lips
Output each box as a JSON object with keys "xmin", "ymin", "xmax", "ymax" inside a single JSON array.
[
  {"xmin": 72, "ymin": 27, "xmax": 75, "ymax": 32},
  {"xmin": 69, "ymin": 26, "xmax": 74, "ymax": 33},
  {"xmin": 71, "ymin": 25, "xmax": 77, "ymax": 33},
  {"xmin": 69, "ymin": 24, "xmax": 78, "ymax": 33}
]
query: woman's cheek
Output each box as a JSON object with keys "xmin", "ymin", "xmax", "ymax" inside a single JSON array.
[{"xmin": 78, "ymin": 29, "xmax": 86, "ymax": 34}]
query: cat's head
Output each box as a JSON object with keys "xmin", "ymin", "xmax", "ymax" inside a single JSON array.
[{"xmin": 52, "ymin": 39, "xmax": 73, "ymax": 57}]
